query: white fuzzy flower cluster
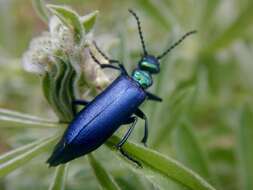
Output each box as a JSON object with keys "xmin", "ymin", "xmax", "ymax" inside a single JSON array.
[
  {"xmin": 22, "ymin": 15, "xmax": 111, "ymax": 90},
  {"xmin": 22, "ymin": 16, "xmax": 75, "ymax": 74}
]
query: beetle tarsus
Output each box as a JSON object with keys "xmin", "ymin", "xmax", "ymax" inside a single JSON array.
[
  {"xmin": 141, "ymin": 140, "xmax": 147, "ymax": 147},
  {"xmin": 118, "ymin": 147, "xmax": 142, "ymax": 168}
]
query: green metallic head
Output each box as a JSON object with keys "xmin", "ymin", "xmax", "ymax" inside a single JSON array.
[
  {"xmin": 132, "ymin": 70, "xmax": 153, "ymax": 89},
  {"xmin": 138, "ymin": 55, "xmax": 160, "ymax": 74}
]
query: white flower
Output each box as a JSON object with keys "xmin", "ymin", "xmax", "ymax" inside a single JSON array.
[{"xmin": 22, "ymin": 34, "xmax": 53, "ymax": 74}]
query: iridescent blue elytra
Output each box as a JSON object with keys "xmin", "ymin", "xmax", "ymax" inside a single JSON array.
[{"xmin": 47, "ymin": 9, "xmax": 196, "ymax": 167}]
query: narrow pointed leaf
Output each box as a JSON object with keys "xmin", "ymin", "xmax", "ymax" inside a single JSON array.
[
  {"xmin": 0, "ymin": 137, "xmax": 49, "ymax": 164},
  {"xmin": 88, "ymin": 154, "xmax": 121, "ymax": 190},
  {"xmin": 0, "ymin": 136, "xmax": 57, "ymax": 178},
  {"xmin": 80, "ymin": 11, "xmax": 99, "ymax": 33},
  {"xmin": 107, "ymin": 136, "xmax": 216, "ymax": 190},
  {"xmin": 237, "ymin": 105, "xmax": 253, "ymax": 190},
  {"xmin": 32, "ymin": 0, "xmax": 49, "ymax": 23},
  {"xmin": 49, "ymin": 164, "xmax": 68, "ymax": 190},
  {"xmin": 47, "ymin": 4, "xmax": 84, "ymax": 43},
  {"xmin": 172, "ymin": 121, "xmax": 212, "ymax": 181},
  {"xmin": 0, "ymin": 108, "xmax": 60, "ymax": 128}
]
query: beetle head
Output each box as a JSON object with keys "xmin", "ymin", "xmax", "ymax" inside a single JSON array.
[{"xmin": 138, "ymin": 55, "xmax": 160, "ymax": 74}]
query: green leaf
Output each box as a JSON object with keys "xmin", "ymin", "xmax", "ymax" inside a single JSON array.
[
  {"xmin": 0, "ymin": 136, "xmax": 57, "ymax": 178},
  {"xmin": 204, "ymin": 1, "xmax": 253, "ymax": 53},
  {"xmin": 47, "ymin": 4, "xmax": 84, "ymax": 43},
  {"xmin": 88, "ymin": 154, "xmax": 121, "ymax": 190},
  {"xmin": 80, "ymin": 10, "xmax": 99, "ymax": 33},
  {"xmin": 237, "ymin": 105, "xmax": 253, "ymax": 190},
  {"xmin": 58, "ymin": 58, "xmax": 76, "ymax": 121},
  {"xmin": 42, "ymin": 57, "xmax": 76, "ymax": 122},
  {"xmin": 32, "ymin": 0, "xmax": 49, "ymax": 23},
  {"xmin": 0, "ymin": 137, "xmax": 48, "ymax": 164},
  {"xmin": 0, "ymin": 108, "xmax": 61, "ymax": 128},
  {"xmin": 107, "ymin": 136, "xmax": 216, "ymax": 190},
  {"xmin": 172, "ymin": 120, "xmax": 212, "ymax": 181},
  {"xmin": 49, "ymin": 164, "xmax": 68, "ymax": 190}
]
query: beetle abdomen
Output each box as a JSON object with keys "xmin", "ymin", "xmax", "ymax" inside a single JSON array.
[{"xmin": 47, "ymin": 75, "xmax": 146, "ymax": 166}]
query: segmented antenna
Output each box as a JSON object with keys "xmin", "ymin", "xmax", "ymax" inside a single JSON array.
[
  {"xmin": 156, "ymin": 30, "xmax": 197, "ymax": 60},
  {"xmin": 129, "ymin": 9, "xmax": 148, "ymax": 56}
]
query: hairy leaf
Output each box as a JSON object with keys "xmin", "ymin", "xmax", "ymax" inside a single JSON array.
[
  {"xmin": 80, "ymin": 10, "xmax": 99, "ymax": 33},
  {"xmin": 107, "ymin": 136, "xmax": 216, "ymax": 190},
  {"xmin": 47, "ymin": 4, "xmax": 84, "ymax": 43},
  {"xmin": 0, "ymin": 108, "xmax": 60, "ymax": 128},
  {"xmin": 0, "ymin": 136, "xmax": 57, "ymax": 178}
]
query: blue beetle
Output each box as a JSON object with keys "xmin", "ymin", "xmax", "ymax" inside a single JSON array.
[{"xmin": 47, "ymin": 10, "xmax": 196, "ymax": 167}]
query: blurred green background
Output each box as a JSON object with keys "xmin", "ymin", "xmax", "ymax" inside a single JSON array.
[{"xmin": 0, "ymin": 0, "xmax": 253, "ymax": 190}]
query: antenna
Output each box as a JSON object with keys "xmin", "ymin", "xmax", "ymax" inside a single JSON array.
[
  {"xmin": 129, "ymin": 9, "xmax": 148, "ymax": 56},
  {"xmin": 156, "ymin": 30, "xmax": 197, "ymax": 60}
]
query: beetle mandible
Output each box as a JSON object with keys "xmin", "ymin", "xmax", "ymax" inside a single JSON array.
[{"xmin": 47, "ymin": 10, "xmax": 196, "ymax": 167}]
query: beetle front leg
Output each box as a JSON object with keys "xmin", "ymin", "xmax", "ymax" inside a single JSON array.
[
  {"xmin": 72, "ymin": 99, "xmax": 90, "ymax": 115},
  {"xmin": 135, "ymin": 109, "xmax": 148, "ymax": 146},
  {"xmin": 89, "ymin": 49, "xmax": 128, "ymax": 75},
  {"xmin": 146, "ymin": 92, "xmax": 162, "ymax": 102}
]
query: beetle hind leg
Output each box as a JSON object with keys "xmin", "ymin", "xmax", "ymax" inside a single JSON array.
[
  {"xmin": 115, "ymin": 116, "xmax": 142, "ymax": 167},
  {"xmin": 116, "ymin": 117, "xmax": 137, "ymax": 148}
]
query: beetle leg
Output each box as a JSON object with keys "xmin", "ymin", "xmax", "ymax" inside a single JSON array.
[
  {"xmin": 116, "ymin": 117, "xmax": 138, "ymax": 148},
  {"xmin": 72, "ymin": 99, "xmax": 90, "ymax": 115},
  {"xmin": 90, "ymin": 43, "xmax": 128, "ymax": 75},
  {"xmin": 115, "ymin": 117, "xmax": 142, "ymax": 167},
  {"xmin": 146, "ymin": 92, "xmax": 162, "ymax": 102},
  {"xmin": 135, "ymin": 109, "xmax": 148, "ymax": 146},
  {"xmin": 118, "ymin": 148, "xmax": 142, "ymax": 167}
]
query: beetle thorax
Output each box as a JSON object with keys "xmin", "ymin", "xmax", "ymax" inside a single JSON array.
[{"xmin": 131, "ymin": 69, "xmax": 153, "ymax": 89}]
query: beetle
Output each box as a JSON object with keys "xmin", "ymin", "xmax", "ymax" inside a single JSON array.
[{"xmin": 47, "ymin": 9, "xmax": 196, "ymax": 167}]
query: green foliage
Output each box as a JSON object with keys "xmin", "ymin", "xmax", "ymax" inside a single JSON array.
[
  {"xmin": 107, "ymin": 136, "xmax": 215, "ymax": 190},
  {"xmin": 80, "ymin": 11, "xmax": 99, "ymax": 33},
  {"xmin": 237, "ymin": 105, "xmax": 253, "ymax": 190},
  {"xmin": 0, "ymin": 136, "xmax": 57, "ymax": 178},
  {"xmin": 49, "ymin": 165, "xmax": 68, "ymax": 190},
  {"xmin": 88, "ymin": 154, "xmax": 121, "ymax": 190},
  {"xmin": 47, "ymin": 4, "xmax": 84, "ymax": 43},
  {"xmin": 172, "ymin": 120, "xmax": 211, "ymax": 182},
  {"xmin": 0, "ymin": 0, "xmax": 252, "ymax": 189},
  {"xmin": 32, "ymin": 0, "xmax": 49, "ymax": 23}
]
